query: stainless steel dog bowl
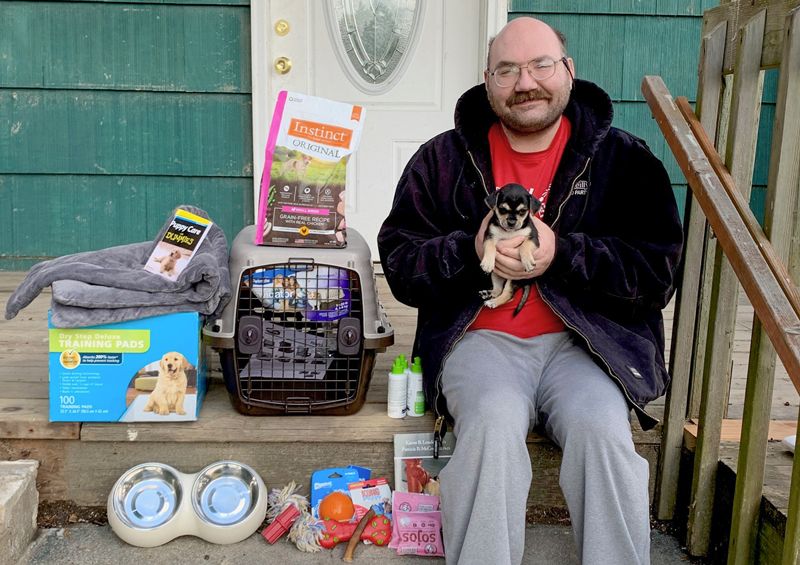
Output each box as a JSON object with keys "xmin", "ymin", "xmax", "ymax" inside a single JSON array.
[
  {"xmin": 191, "ymin": 461, "xmax": 260, "ymax": 526},
  {"xmin": 108, "ymin": 460, "xmax": 267, "ymax": 547},
  {"xmin": 110, "ymin": 463, "xmax": 182, "ymax": 529}
]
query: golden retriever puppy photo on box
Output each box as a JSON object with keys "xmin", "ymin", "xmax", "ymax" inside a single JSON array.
[{"xmin": 143, "ymin": 351, "xmax": 189, "ymax": 415}]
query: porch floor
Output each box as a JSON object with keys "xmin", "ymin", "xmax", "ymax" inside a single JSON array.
[{"xmin": 0, "ymin": 271, "xmax": 796, "ymax": 519}]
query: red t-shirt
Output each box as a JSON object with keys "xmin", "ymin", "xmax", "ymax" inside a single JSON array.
[{"xmin": 469, "ymin": 116, "xmax": 571, "ymax": 338}]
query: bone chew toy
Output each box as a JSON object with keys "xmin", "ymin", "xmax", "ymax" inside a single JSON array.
[
  {"xmin": 318, "ymin": 512, "xmax": 392, "ymax": 550},
  {"xmin": 342, "ymin": 508, "xmax": 376, "ymax": 562},
  {"xmin": 261, "ymin": 481, "xmax": 310, "ymax": 545},
  {"xmin": 261, "ymin": 505, "xmax": 301, "ymax": 544}
]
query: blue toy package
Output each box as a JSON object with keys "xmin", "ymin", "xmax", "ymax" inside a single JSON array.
[
  {"xmin": 48, "ymin": 311, "xmax": 206, "ymax": 422},
  {"xmin": 244, "ymin": 265, "xmax": 351, "ymax": 321},
  {"xmin": 310, "ymin": 465, "xmax": 371, "ymax": 518}
]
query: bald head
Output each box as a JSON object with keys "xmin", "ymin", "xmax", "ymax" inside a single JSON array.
[{"xmin": 487, "ymin": 17, "xmax": 567, "ymax": 71}]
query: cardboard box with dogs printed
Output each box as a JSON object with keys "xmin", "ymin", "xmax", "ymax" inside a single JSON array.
[{"xmin": 48, "ymin": 312, "xmax": 207, "ymax": 422}]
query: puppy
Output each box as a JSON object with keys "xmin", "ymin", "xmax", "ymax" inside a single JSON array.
[
  {"xmin": 153, "ymin": 249, "xmax": 184, "ymax": 276},
  {"xmin": 280, "ymin": 154, "xmax": 313, "ymax": 179},
  {"xmin": 143, "ymin": 352, "xmax": 188, "ymax": 415},
  {"xmin": 479, "ymin": 183, "xmax": 541, "ymax": 314}
]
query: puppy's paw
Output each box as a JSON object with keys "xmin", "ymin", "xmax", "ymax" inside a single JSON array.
[
  {"xmin": 478, "ymin": 289, "xmax": 494, "ymax": 300},
  {"xmin": 479, "ymin": 257, "xmax": 495, "ymax": 274},
  {"xmin": 177, "ymin": 408, "xmax": 186, "ymax": 415},
  {"xmin": 522, "ymin": 258, "xmax": 536, "ymax": 273},
  {"xmin": 484, "ymin": 298, "xmax": 498, "ymax": 308}
]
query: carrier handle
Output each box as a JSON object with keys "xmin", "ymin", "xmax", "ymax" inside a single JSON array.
[{"xmin": 285, "ymin": 258, "xmax": 317, "ymax": 268}]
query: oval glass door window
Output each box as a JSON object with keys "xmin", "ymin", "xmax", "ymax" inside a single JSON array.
[{"xmin": 324, "ymin": 0, "xmax": 423, "ymax": 94}]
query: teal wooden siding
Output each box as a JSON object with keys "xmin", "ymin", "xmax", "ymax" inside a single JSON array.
[
  {"xmin": 2, "ymin": 2, "xmax": 779, "ymax": 270},
  {"xmin": 0, "ymin": 0, "xmax": 252, "ymax": 269},
  {"xmin": 509, "ymin": 1, "xmax": 777, "ymax": 224}
]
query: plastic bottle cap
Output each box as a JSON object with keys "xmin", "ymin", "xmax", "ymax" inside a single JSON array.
[
  {"xmin": 411, "ymin": 357, "xmax": 422, "ymax": 373},
  {"xmin": 391, "ymin": 360, "xmax": 406, "ymax": 374}
]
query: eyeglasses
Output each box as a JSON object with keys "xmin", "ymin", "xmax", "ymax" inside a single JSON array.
[{"xmin": 489, "ymin": 57, "xmax": 569, "ymax": 88}]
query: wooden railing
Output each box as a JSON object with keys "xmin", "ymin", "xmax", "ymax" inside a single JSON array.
[{"xmin": 642, "ymin": 2, "xmax": 799, "ymax": 563}]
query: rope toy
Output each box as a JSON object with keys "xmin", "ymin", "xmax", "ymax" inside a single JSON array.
[{"xmin": 261, "ymin": 481, "xmax": 323, "ymax": 552}]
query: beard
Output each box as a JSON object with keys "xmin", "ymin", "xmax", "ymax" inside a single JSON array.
[{"xmin": 488, "ymin": 86, "xmax": 570, "ymax": 134}]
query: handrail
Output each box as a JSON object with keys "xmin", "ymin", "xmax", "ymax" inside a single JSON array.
[
  {"xmin": 642, "ymin": 76, "xmax": 800, "ymax": 388},
  {"xmin": 675, "ymin": 98, "xmax": 800, "ymax": 324}
]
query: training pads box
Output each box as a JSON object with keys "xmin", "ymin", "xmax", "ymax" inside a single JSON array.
[{"xmin": 255, "ymin": 91, "xmax": 365, "ymax": 248}]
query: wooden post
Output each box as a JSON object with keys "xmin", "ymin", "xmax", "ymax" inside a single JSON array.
[
  {"xmin": 777, "ymin": 7, "xmax": 800, "ymax": 564},
  {"xmin": 655, "ymin": 20, "xmax": 727, "ymax": 521},
  {"xmin": 689, "ymin": 74, "xmax": 733, "ymax": 418},
  {"xmin": 686, "ymin": 10, "xmax": 767, "ymax": 556},
  {"xmin": 731, "ymin": 9, "xmax": 800, "ymax": 564},
  {"xmin": 784, "ymin": 418, "xmax": 800, "ymax": 564}
]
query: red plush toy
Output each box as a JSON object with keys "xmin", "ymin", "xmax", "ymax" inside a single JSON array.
[{"xmin": 318, "ymin": 514, "xmax": 392, "ymax": 549}]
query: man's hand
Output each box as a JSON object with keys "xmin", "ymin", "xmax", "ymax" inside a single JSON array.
[
  {"xmin": 476, "ymin": 214, "xmax": 556, "ymax": 281},
  {"xmin": 474, "ymin": 211, "xmax": 493, "ymax": 261}
]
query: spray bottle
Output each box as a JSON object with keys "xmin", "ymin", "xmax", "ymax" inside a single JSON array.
[
  {"xmin": 406, "ymin": 356, "xmax": 425, "ymax": 417},
  {"xmin": 387, "ymin": 357, "xmax": 408, "ymax": 418}
]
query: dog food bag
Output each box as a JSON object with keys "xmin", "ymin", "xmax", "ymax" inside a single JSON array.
[{"xmin": 255, "ymin": 91, "xmax": 365, "ymax": 248}]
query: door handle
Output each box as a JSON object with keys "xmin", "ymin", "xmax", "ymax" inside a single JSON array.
[{"xmin": 274, "ymin": 56, "xmax": 292, "ymax": 75}]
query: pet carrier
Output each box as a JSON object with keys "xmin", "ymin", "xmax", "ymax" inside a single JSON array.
[{"xmin": 204, "ymin": 225, "xmax": 394, "ymax": 415}]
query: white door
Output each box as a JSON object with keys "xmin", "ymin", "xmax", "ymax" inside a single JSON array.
[{"xmin": 251, "ymin": 0, "xmax": 506, "ymax": 257}]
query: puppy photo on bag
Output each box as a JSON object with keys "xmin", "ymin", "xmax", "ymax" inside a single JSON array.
[{"xmin": 480, "ymin": 183, "xmax": 541, "ymax": 315}]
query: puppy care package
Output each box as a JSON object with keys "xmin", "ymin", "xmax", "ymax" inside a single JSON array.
[
  {"xmin": 48, "ymin": 312, "xmax": 207, "ymax": 422},
  {"xmin": 255, "ymin": 91, "xmax": 365, "ymax": 248}
]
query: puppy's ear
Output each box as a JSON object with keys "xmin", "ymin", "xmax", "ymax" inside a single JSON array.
[
  {"xmin": 528, "ymin": 195, "xmax": 542, "ymax": 215},
  {"xmin": 484, "ymin": 191, "xmax": 499, "ymax": 210},
  {"xmin": 160, "ymin": 356, "xmax": 167, "ymax": 372}
]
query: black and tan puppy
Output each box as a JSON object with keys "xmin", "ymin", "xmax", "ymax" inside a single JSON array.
[{"xmin": 479, "ymin": 183, "xmax": 541, "ymax": 315}]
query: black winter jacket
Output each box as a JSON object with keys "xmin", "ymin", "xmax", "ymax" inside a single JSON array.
[{"xmin": 377, "ymin": 80, "xmax": 684, "ymax": 431}]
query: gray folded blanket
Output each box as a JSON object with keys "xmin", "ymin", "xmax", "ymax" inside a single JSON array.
[{"xmin": 4, "ymin": 206, "xmax": 232, "ymax": 327}]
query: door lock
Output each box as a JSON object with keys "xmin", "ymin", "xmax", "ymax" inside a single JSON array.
[
  {"xmin": 274, "ymin": 19, "xmax": 290, "ymax": 36},
  {"xmin": 274, "ymin": 56, "xmax": 292, "ymax": 75}
]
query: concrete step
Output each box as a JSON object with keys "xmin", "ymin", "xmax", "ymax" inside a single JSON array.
[{"xmin": 0, "ymin": 460, "xmax": 39, "ymax": 565}]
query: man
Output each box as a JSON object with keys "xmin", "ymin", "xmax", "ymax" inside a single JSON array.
[{"xmin": 378, "ymin": 16, "xmax": 683, "ymax": 565}]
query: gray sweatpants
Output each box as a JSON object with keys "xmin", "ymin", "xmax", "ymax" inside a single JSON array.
[{"xmin": 438, "ymin": 331, "xmax": 651, "ymax": 565}]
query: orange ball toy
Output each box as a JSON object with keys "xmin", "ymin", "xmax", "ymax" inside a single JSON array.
[{"xmin": 318, "ymin": 491, "xmax": 355, "ymax": 522}]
